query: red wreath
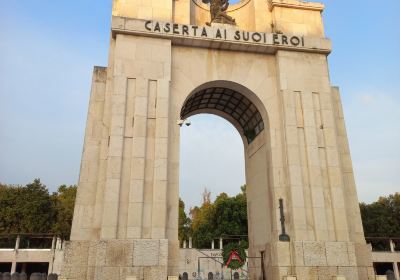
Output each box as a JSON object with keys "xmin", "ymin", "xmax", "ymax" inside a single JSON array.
[{"xmin": 226, "ymin": 250, "xmax": 243, "ymax": 267}]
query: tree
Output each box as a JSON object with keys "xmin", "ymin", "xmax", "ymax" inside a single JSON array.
[
  {"xmin": 51, "ymin": 185, "xmax": 77, "ymax": 240},
  {"xmin": 0, "ymin": 179, "xmax": 77, "ymax": 239},
  {"xmin": 213, "ymin": 191, "xmax": 247, "ymax": 238},
  {"xmin": 360, "ymin": 193, "xmax": 400, "ymax": 237},
  {"xmin": 188, "ymin": 186, "xmax": 248, "ymax": 248},
  {"xmin": 178, "ymin": 198, "xmax": 191, "ymax": 244},
  {"xmin": 190, "ymin": 188, "xmax": 216, "ymax": 248},
  {"xmin": 0, "ymin": 179, "xmax": 54, "ymax": 234}
]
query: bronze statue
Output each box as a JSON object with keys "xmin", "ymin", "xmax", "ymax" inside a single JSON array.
[{"xmin": 202, "ymin": 0, "xmax": 236, "ymax": 26}]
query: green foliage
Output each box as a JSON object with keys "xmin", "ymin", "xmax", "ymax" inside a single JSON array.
[
  {"xmin": 178, "ymin": 198, "xmax": 191, "ymax": 244},
  {"xmin": 51, "ymin": 185, "xmax": 77, "ymax": 239},
  {"xmin": 0, "ymin": 179, "xmax": 77, "ymax": 239},
  {"xmin": 222, "ymin": 242, "xmax": 247, "ymax": 270},
  {"xmin": 189, "ymin": 191, "xmax": 215, "ymax": 248},
  {"xmin": 0, "ymin": 179, "xmax": 54, "ymax": 234},
  {"xmin": 360, "ymin": 193, "xmax": 400, "ymax": 237},
  {"xmin": 188, "ymin": 186, "xmax": 248, "ymax": 248}
]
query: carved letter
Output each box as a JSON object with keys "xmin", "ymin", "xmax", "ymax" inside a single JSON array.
[
  {"xmin": 216, "ymin": 29, "xmax": 222, "ymax": 39},
  {"xmin": 173, "ymin": 24, "xmax": 179, "ymax": 34},
  {"xmin": 290, "ymin": 36, "xmax": 300, "ymax": 46},
  {"xmin": 182, "ymin": 25, "xmax": 189, "ymax": 36},
  {"xmin": 234, "ymin": 30, "xmax": 241, "ymax": 40},
  {"xmin": 282, "ymin": 35, "xmax": 288, "ymax": 45},
  {"xmin": 252, "ymin": 32, "xmax": 262, "ymax": 42},
  {"xmin": 145, "ymin": 21, "xmax": 152, "ymax": 31},
  {"xmin": 154, "ymin": 22, "xmax": 161, "ymax": 32},
  {"xmin": 164, "ymin": 23, "xmax": 171, "ymax": 33},
  {"xmin": 243, "ymin": 31, "xmax": 249, "ymax": 41},
  {"xmin": 273, "ymin": 34, "xmax": 279, "ymax": 45},
  {"xmin": 201, "ymin": 27, "xmax": 208, "ymax": 37},
  {"xmin": 192, "ymin": 26, "xmax": 198, "ymax": 36}
]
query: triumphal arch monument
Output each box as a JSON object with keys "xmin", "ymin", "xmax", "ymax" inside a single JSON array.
[{"xmin": 61, "ymin": 0, "xmax": 375, "ymax": 279}]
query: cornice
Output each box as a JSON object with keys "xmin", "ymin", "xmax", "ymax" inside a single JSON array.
[{"xmin": 268, "ymin": 0, "xmax": 324, "ymax": 12}]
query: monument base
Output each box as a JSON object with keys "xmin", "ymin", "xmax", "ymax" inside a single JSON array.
[
  {"xmin": 60, "ymin": 239, "xmax": 168, "ymax": 280},
  {"xmin": 262, "ymin": 241, "xmax": 375, "ymax": 280}
]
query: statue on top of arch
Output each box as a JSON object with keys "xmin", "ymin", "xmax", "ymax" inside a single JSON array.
[{"xmin": 202, "ymin": 0, "xmax": 236, "ymax": 26}]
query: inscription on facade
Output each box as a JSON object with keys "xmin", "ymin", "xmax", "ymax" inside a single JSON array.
[{"xmin": 145, "ymin": 20, "xmax": 305, "ymax": 47}]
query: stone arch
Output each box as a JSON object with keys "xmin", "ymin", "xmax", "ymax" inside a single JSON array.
[
  {"xmin": 208, "ymin": 272, "xmax": 214, "ymax": 279},
  {"xmin": 182, "ymin": 272, "xmax": 188, "ymax": 280},
  {"xmin": 178, "ymin": 80, "xmax": 274, "ymax": 278}
]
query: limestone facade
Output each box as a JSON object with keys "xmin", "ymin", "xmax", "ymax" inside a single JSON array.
[{"xmin": 62, "ymin": 0, "xmax": 375, "ymax": 279}]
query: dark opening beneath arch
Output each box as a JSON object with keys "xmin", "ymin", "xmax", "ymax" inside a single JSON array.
[{"xmin": 180, "ymin": 87, "xmax": 264, "ymax": 143}]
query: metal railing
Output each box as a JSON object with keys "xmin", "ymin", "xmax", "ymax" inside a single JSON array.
[{"xmin": 0, "ymin": 234, "xmax": 62, "ymax": 250}]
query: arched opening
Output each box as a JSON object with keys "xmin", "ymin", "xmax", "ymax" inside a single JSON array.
[
  {"xmin": 182, "ymin": 272, "xmax": 188, "ymax": 280},
  {"xmin": 208, "ymin": 271, "xmax": 214, "ymax": 279},
  {"xmin": 180, "ymin": 86, "xmax": 265, "ymax": 143},
  {"xmin": 233, "ymin": 271, "xmax": 240, "ymax": 279},
  {"xmin": 178, "ymin": 81, "xmax": 272, "ymax": 279}
]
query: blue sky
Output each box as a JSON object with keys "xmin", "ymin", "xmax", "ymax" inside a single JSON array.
[{"xmin": 0, "ymin": 0, "xmax": 399, "ymax": 208}]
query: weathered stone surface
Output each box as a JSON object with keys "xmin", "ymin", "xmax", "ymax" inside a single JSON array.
[
  {"xmin": 98, "ymin": 267, "xmax": 120, "ymax": 280},
  {"xmin": 61, "ymin": 265, "xmax": 87, "ymax": 279},
  {"xmin": 317, "ymin": 267, "xmax": 338, "ymax": 280},
  {"xmin": 158, "ymin": 239, "xmax": 169, "ymax": 266},
  {"xmin": 86, "ymin": 267, "xmax": 95, "ymax": 280},
  {"xmin": 338, "ymin": 267, "xmax": 359, "ymax": 280},
  {"xmin": 292, "ymin": 242, "xmax": 304, "ymax": 266},
  {"xmin": 294, "ymin": 267, "xmax": 318, "ymax": 280},
  {"xmin": 133, "ymin": 240, "xmax": 159, "ymax": 266},
  {"xmin": 143, "ymin": 267, "xmax": 167, "ymax": 280},
  {"xmin": 326, "ymin": 242, "xmax": 349, "ymax": 266},
  {"xmin": 276, "ymin": 242, "xmax": 291, "ymax": 266},
  {"xmin": 120, "ymin": 267, "xmax": 143, "ymax": 280},
  {"xmin": 347, "ymin": 243, "xmax": 357, "ymax": 266},
  {"xmin": 63, "ymin": 241, "xmax": 89, "ymax": 266},
  {"xmin": 88, "ymin": 241, "xmax": 107, "ymax": 267},
  {"xmin": 106, "ymin": 240, "xmax": 133, "ymax": 266},
  {"xmin": 303, "ymin": 242, "xmax": 327, "ymax": 266},
  {"xmin": 354, "ymin": 243, "xmax": 373, "ymax": 266}
]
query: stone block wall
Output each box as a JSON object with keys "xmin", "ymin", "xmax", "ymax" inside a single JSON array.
[
  {"xmin": 61, "ymin": 239, "xmax": 168, "ymax": 280},
  {"xmin": 265, "ymin": 241, "xmax": 376, "ymax": 280}
]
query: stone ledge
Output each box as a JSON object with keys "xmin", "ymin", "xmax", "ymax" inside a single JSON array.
[{"xmin": 269, "ymin": 0, "xmax": 324, "ymax": 12}]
